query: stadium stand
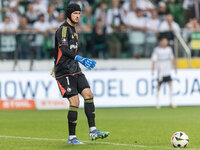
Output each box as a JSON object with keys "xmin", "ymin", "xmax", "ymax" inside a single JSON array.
[{"xmin": 0, "ymin": 0, "xmax": 200, "ymax": 70}]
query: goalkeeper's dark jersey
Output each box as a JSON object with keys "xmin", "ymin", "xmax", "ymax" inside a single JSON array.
[{"xmin": 54, "ymin": 21, "xmax": 81, "ymax": 78}]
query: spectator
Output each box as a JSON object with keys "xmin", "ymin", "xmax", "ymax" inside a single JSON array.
[
  {"xmin": 159, "ymin": 14, "xmax": 180, "ymax": 33},
  {"xmin": 17, "ymin": 15, "xmax": 31, "ymax": 33},
  {"xmin": 0, "ymin": 15, "xmax": 17, "ymax": 33},
  {"xmin": 69, "ymin": 0, "xmax": 89, "ymax": 11},
  {"xmin": 33, "ymin": 0, "xmax": 47, "ymax": 15},
  {"xmin": 185, "ymin": 17, "xmax": 200, "ymax": 32},
  {"xmin": 25, "ymin": 3, "xmax": 38, "ymax": 25},
  {"xmin": 157, "ymin": 1, "xmax": 168, "ymax": 22},
  {"xmin": 122, "ymin": 0, "xmax": 137, "ymax": 16},
  {"xmin": 40, "ymin": 0, "xmax": 49, "ymax": 7},
  {"xmin": 16, "ymin": 15, "xmax": 32, "ymax": 59},
  {"xmin": 183, "ymin": 0, "xmax": 197, "ymax": 25},
  {"xmin": 146, "ymin": 10, "xmax": 160, "ymax": 34},
  {"xmin": 94, "ymin": 1, "xmax": 108, "ymax": 27},
  {"xmin": 44, "ymin": 5, "xmax": 60, "ymax": 56},
  {"xmin": 0, "ymin": 16, "xmax": 17, "ymax": 58},
  {"xmin": 107, "ymin": 0, "xmax": 124, "ymax": 33},
  {"xmin": 80, "ymin": 5, "xmax": 95, "ymax": 33},
  {"xmin": 126, "ymin": 9, "xmax": 146, "ymax": 31},
  {"xmin": 45, "ymin": 4, "xmax": 59, "ymax": 23},
  {"xmin": 185, "ymin": 17, "xmax": 200, "ymax": 57},
  {"xmin": 145, "ymin": 10, "xmax": 160, "ymax": 57},
  {"xmin": 159, "ymin": 14, "xmax": 180, "ymax": 46},
  {"xmin": 124, "ymin": 2, "xmax": 137, "ymax": 25},
  {"xmin": 78, "ymin": 5, "xmax": 95, "ymax": 57},
  {"xmin": 51, "ymin": 0, "xmax": 65, "ymax": 12},
  {"xmin": 137, "ymin": 0, "xmax": 155, "ymax": 11},
  {"xmin": 0, "ymin": 0, "xmax": 10, "ymax": 21},
  {"xmin": 107, "ymin": 0, "xmax": 124, "ymax": 58},
  {"xmin": 7, "ymin": 1, "xmax": 21, "ymax": 27},
  {"xmin": 51, "ymin": 12, "xmax": 65, "ymax": 31},
  {"xmin": 127, "ymin": 9, "xmax": 147, "ymax": 58},
  {"xmin": 167, "ymin": 0, "xmax": 184, "ymax": 27},
  {"xmin": 33, "ymin": 14, "xmax": 50, "ymax": 59},
  {"xmin": 0, "ymin": 0, "xmax": 198, "ymax": 60},
  {"xmin": 123, "ymin": 0, "xmax": 154, "ymax": 17},
  {"xmin": 118, "ymin": 23, "xmax": 130, "ymax": 58},
  {"xmin": 92, "ymin": 18, "xmax": 107, "ymax": 58}
]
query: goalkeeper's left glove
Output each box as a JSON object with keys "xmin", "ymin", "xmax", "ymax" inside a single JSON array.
[{"xmin": 75, "ymin": 55, "xmax": 96, "ymax": 70}]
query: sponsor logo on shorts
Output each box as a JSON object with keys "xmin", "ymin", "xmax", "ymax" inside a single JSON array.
[{"xmin": 67, "ymin": 87, "xmax": 71, "ymax": 92}]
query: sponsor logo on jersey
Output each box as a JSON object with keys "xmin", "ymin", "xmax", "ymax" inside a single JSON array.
[
  {"xmin": 70, "ymin": 43, "xmax": 78, "ymax": 49},
  {"xmin": 61, "ymin": 38, "xmax": 68, "ymax": 44}
]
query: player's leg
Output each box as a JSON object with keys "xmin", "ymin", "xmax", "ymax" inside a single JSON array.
[
  {"xmin": 56, "ymin": 75, "xmax": 83, "ymax": 144},
  {"xmin": 168, "ymin": 80, "xmax": 176, "ymax": 108},
  {"xmin": 77, "ymin": 73, "xmax": 109, "ymax": 140},
  {"xmin": 81, "ymin": 88, "xmax": 109, "ymax": 140},
  {"xmin": 81, "ymin": 88, "xmax": 96, "ymax": 130},
  {"xmin": 67, "ymin": 95, "xmax": 83, "ymax": 144},
  {"xmin": 156, "ymin": 84, "xmax": 161, "ymax": 109},
  {"xmin": 156, "ymin": 78, "xmax": 162, "ymax": 109}
]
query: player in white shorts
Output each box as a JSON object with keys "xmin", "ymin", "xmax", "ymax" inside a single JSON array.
[{"xmin": 151, "ymin": 37, "xmax": 177, "ymax": 109}]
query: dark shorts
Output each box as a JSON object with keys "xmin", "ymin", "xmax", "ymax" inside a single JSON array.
[
  {"xmin": 56, "ymin": 73, "xmax": 90, "ymax": 98},
  {"xmin": 158, "ymin": 75, "xmax": 172, "ymax": 86}
]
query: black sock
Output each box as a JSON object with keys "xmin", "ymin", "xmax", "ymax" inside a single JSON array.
[
  {"xmin": 68, "ymin": 106, "xmax": 78, "ymax": 136},
  {"xmin": 84, "ymin": 98, "xmax": 95, "ymax": 128}
]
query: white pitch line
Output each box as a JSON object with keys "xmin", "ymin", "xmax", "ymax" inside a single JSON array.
[{"xmin": 0, "ymin": 135, "xmax": 199, "ymax": 150}]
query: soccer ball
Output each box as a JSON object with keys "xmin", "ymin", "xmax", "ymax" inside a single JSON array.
[{"xmin": 171, "ymin": 131, "xmax": 189, "ymax": 148}]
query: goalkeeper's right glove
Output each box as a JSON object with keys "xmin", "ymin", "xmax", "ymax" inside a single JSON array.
[{"xmin": 75, "ymin": 55, "xmax": 96, "ymax": 70}]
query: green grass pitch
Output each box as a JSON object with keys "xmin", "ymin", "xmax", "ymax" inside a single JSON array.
[{"xmin": 0, "ymin": 107, "xmax": 200, "ymax": 150}]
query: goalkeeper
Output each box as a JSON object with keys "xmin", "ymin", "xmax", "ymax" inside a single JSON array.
[{"xmin": 53, "ymin": 3, "xmax": 109, "ymax": 144}]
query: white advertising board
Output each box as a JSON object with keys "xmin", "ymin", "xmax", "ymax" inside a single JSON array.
[
  {"xmin": 0, "ymin": 71, "xmax": 68, "ymax": 110},
  {"xmin": 0, "ymin": 69, "xmax": 199, "ymax": 109}
]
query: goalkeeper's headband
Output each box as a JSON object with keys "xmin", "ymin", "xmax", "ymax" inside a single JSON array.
[{"xmin": 65, "ymin": 3, "xmax": 81, "ymax": 22}]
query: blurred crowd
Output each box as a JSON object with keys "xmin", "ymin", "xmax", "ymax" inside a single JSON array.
[{"xmin": 0, "ymin": 0, "xmax": 200, "ymax": 60}]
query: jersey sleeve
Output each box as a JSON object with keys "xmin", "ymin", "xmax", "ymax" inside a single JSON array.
[{"xmin": 56, "ymin": 26, "xmax": 76, "ymax": 59}]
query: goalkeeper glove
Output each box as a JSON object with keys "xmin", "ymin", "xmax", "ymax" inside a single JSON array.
[{"xmin": 75, "ymin": 55, "xmax": 96, "ymax": 70}]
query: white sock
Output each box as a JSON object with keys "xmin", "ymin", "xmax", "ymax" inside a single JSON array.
[
  {"xmin": 156, "ymin": 89, "xmax": 160, "ymax": 107},
  {"xmin": 69, "ymin": 135, "xmax": 76, "ymax": 140},
  {"xmin": 89, "ymin": 126, "xmax": 97, "ymax": 132},
  {"xmin": 169, "ymin": 87, "xmax": 173, "ymax": 105}
]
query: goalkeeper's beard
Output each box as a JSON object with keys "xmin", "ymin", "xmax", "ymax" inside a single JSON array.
[{"xmin": 70, "ymin": 18, "xmax": 78, "ymax": 25}]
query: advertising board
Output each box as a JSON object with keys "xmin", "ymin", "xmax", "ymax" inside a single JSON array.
[{"xmin": 0, "ymin": 70, "xmax": 199, "ymax": 109}]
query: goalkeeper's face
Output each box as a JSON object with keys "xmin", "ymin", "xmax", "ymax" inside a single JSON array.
[{"xmin": 71, "ymin": 11, "xmax": 81, "ymax": 24}]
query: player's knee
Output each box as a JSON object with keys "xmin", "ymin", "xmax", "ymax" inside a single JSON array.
[
  {"xmin": 72, "ymin": 100, "xmax": 80, "ymax": 107},
  {"xmin": 82, "ymin": 88, "xmax": 94, "ymax": 99},
  {"xmin": 68, "ymin": 95, "xmax": 80, "ymax": 107},
  {"xmin": 85, "ymin": 92, "xmax": 93, "ymax": 99}
]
